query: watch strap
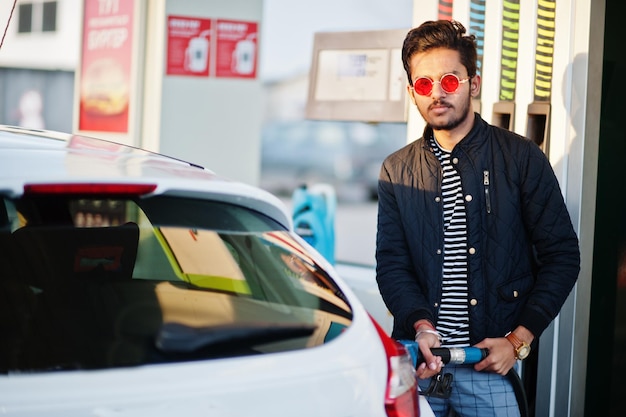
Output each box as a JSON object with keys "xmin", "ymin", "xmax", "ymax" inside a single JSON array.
[{"xmin": 505, "ymin": 332, "xmax": 523, "ymax": 349}]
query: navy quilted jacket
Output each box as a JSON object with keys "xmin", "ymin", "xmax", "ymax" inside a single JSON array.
[{"xmin": 375, "ymin": 114, "xmax": 580, "ymax": 344}]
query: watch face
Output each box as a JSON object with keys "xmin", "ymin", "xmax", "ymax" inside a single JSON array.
[{"xmin": 517, "ymin": 344, "xmax": 531, "ymax": 360}]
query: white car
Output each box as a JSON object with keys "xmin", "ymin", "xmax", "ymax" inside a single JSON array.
[{"xmin": 0, "ymin": 125, "xmax": 421, "ymax": 417}]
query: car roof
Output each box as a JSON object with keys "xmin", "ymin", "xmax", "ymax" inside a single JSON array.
[{"xmin": 0, "ymin": 125, "xmax": 292, "ymax": 229}]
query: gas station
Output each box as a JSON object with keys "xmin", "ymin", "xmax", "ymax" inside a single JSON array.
[{"xmin": 0, "ymin": 0, "xmax": 624, "ymax": 415}]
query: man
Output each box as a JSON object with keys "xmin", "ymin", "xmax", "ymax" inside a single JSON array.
[{"xmin": 375, "ymin": 20, "xmax": 580, "ymax": 417}]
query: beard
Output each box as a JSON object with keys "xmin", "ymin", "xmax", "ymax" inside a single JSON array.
[{"xmin": 420, "ymin": 90, "xmax": 473, "ymax": 131}]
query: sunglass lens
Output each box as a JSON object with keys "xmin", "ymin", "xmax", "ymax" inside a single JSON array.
[
  {"xmin": 440, "ymin": 74, "xmax": 460, "ymax": 93},
  {"xmin": 414, "ymin": 78, "xmax": 433, "ymax": 96}
]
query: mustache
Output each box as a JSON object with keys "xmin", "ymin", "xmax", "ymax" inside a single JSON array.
[{"xmin": 429, "ymin": 100, "xmax": 452, "ymax": 110}]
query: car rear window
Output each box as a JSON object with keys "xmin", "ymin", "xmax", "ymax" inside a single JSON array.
[{"xmin": 0, "ymin": 194, "xmax": 352, "ymax": 373}]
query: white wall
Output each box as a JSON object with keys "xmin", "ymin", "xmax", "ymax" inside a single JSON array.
[
  {"xmin": 263, "ymin": 73, "xmax": 309, "ymax": 121},
  {"xmin": 142, "ymin": 0, "xmax": 264, "ymax": 186}
]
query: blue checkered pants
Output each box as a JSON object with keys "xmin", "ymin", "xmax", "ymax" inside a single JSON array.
[{"xmin": 418, "ymin": 365, "xmax": 521, "ymax": 417}]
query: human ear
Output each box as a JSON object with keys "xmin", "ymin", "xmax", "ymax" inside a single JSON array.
[
  {"xmin": 470, "ymin": 74, "xmax": 481, "ymax": 97},
  {"xmin": 407, "ymin": 84, "xmax": 418, "ymax": 105}
]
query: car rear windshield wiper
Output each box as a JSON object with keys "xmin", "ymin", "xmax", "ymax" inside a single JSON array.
[{"xmin": 155, "ymin": 322, "xmax": 317, "ymax": 353}]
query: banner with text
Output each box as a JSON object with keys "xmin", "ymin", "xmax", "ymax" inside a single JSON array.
[{"xmin": 79, "ymin": 0, "xmax": 134, "ymax": 133}]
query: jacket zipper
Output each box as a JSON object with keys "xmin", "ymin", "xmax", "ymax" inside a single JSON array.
[{"xmin": 483, "ymin": 170, "xmax": 492, "ymax": 214}]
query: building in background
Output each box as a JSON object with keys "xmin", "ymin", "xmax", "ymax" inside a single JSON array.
[
  {"xmin": 0, "ymin": 0, "xmax": 265, "ymax": 187},
  {"xmin": 0, "ymin": 0, "xmax": 81, "ymax": 132}
]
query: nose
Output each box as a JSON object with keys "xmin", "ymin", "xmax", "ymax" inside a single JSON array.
[{"xmin": 430, "ymin": 80, "xmax": 447, "ymax": 99}]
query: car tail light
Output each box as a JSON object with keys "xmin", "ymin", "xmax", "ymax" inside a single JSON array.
[
  {"xmin": 370, "ymin": 316, "xmax": 420, "ymax": 417},
  {"xmin": 24, "ymin": 183, "xmax": 157, "ymax": 195}
]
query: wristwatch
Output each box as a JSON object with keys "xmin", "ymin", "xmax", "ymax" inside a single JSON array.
[{"xmin": 505, "ymin": 331, "xmax": 531, "ymax": 360}]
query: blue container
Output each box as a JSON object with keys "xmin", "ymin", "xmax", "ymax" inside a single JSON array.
[{"xmin": 291, "ymin": 184, "xmax": 336, "ymax": 264}]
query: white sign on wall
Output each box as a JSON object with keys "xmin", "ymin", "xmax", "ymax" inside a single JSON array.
[{"xmin": 306, "ymin": 29, "xmax": 408, "ymax": 122}]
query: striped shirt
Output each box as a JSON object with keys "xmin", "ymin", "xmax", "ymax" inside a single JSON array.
[{"xmin": 430, "ymin": 136, "xmax": 470, "ymax": 347}]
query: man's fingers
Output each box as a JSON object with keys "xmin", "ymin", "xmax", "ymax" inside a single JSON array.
[{"xmin": 416, "ymin": 360, "xmax": 444, "ymax": 380}]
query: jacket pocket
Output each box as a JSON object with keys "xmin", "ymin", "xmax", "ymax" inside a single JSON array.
[
  {"xmin": 491, "ymin": 274, "xmax": 535, "ymax": 330},
  {"xmin": 496, "ymin": 274, "xmax": 534, "ymax": 302}
]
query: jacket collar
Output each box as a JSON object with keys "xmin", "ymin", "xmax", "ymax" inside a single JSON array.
[{"xmin": 421, "ymin": 113, "xmax": 486, "ymax": 153}]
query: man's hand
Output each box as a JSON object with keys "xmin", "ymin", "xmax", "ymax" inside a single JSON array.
[
  {"xmin": 413, "ymin": 321, "xmax": 443, "ymax": 379},
  {"xmin": 472, "ymin": 337, "xmax": 517, "ymax": 375},
  {"xmin": 473, "ymin": 326, "xmax": 534, "ymax": 375}
]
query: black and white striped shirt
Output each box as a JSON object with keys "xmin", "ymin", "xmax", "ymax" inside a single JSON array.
[{"xmin": 430, "ymin": 136, "xmax": 470, "ymax": 347}]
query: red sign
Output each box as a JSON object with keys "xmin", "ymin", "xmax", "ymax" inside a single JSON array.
[
  {"xmin": 78, "ymin": 0, "xmax": 134, "ymax": 133},
  {"xmin": 215, "ymin": 19, "xmax": 258, "ymax": 79},
  {"xmin": 166, "ymin": 16, "xmax": 212, "ymax": 77}
]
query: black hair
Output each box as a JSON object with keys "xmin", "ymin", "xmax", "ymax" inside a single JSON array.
[{"xmin": 402, "ymin": 20, "xmax": 477, "ymax": 85}]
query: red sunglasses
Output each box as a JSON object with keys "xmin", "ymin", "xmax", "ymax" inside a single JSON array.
[{"xmin": 412, "ymin": 73, "xmax": 470, "ymax": 96}]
